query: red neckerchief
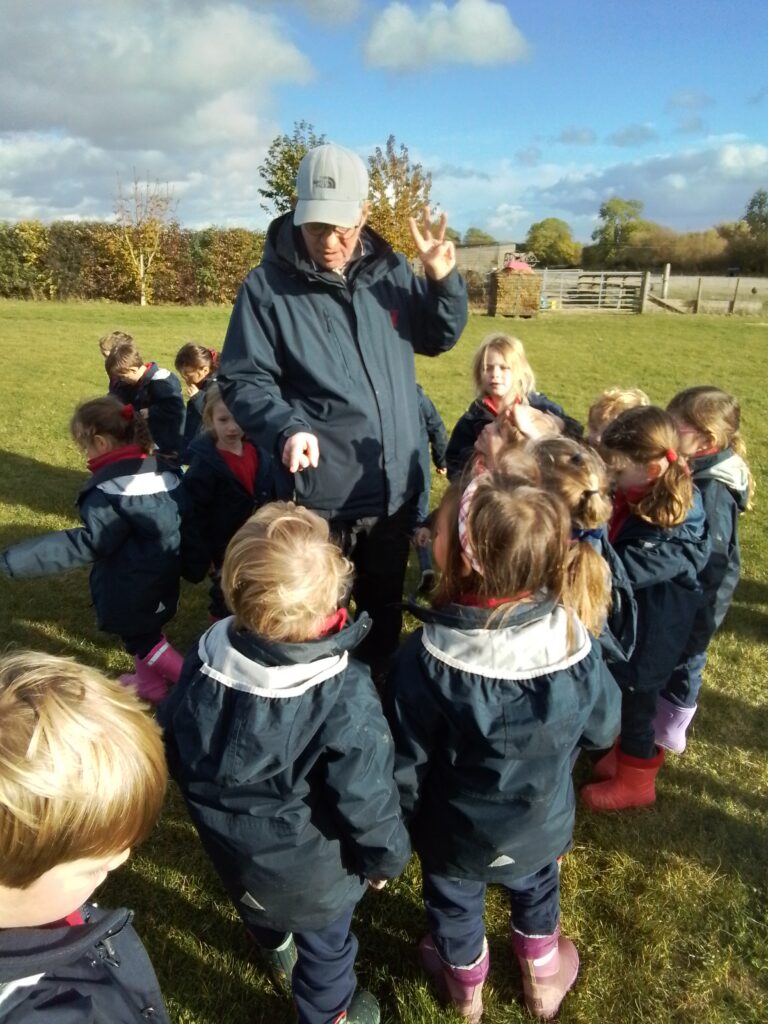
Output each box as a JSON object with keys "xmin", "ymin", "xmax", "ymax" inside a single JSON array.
[
  {"xmin": 608, "ymin": 484, "xmax": 650, "ymax": 543},
  {"xmin": 87, "ymin": 444, "xmax": 147, "ymax": 474},
  {"xmin": 218, "ymin": 440, "xmax": 258, "ymax": 494},
  {"xmin": 45, "ymin": 909, "xmax": 85, "ymax": 928},
  {"xmin": 458, "ymin": 591, "xmax": 532, "ymax": 608},
  {"xmin": 690, "ymin": 446, "xmax": 720, "ymax": 459},
  {"xmin": 482, "ymin": 396, "xmax": 500, "ymax": 416},
  {"xmin": 316, "ymin": 607, "xmax": 349, "ymax": 637}
]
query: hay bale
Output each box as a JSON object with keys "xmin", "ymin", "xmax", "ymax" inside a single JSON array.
[{"xmin": 488, "ymin": 269, "xmax": 541, "ymax": 317}]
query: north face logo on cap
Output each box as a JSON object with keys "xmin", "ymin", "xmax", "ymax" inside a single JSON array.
[{"xmin": 313, "ymin": 175, "xmax": 335, "ymax": 189}]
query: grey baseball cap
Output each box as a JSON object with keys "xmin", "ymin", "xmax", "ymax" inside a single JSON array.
[{"xmin": 294, "ymin": 143, "xmax": 369, "ymax": 227}]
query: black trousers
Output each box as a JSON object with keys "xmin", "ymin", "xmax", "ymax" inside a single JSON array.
[{"xmin": 331, "ymin": 503, "xmax": 412, "ymax": 673}]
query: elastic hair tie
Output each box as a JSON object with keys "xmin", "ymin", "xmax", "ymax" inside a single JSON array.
[
  {"xmin": 458, "ymin": 476, "xmax": 485, "ymax": 575},
  {"xmin": 120, "ymin": 404, "xmax": 134, "ymax": 421},
  {"xmin": 208, "ymin": 348, "xmax": 218, "ymax": 360},
  {"xmin": 666, "ymin": 448, "xmax": 678, "ymax": 462}
]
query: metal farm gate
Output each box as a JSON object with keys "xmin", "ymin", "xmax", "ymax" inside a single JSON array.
[{"xmin": 537, "ymin": 270, "xmax": 644, "ymax": 313}]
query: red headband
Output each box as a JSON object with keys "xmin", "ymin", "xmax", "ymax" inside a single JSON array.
[{"xmin": 121, "ymin": 404, "xmax": 134, "ymax": 420}]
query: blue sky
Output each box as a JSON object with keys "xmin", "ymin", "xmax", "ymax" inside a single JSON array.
[{"xmin": 1, "ymin": 0, "xmax": 766, "ymax": 242}]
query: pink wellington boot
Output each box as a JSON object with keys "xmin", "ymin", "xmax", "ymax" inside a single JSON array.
[
  {"xmin": 419, "ymin": 935, "xmax": 489, "ymax": 1023},
  {"xmin": 511, "ymin": 927, "xmax": 579, "ymax": 1020},
  {"xmin": 119, "ymin": 636, "xmax": 184, "ymax": 704}
]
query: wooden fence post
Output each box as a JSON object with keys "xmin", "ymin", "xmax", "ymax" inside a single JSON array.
[
  {"xmin": 662, "ymin": 263, "xmax": 671, "ymax": 299},
  {"xmin": 639, "ymin": 271, "xmax": 651, "ymax": 313},
  {"xmin": 729, "ymin": 277, "xmax": 741, "ymax": 314},
  {"xmin": 695, "ymin": 277, "xmax": 704, "ymax": 314}
]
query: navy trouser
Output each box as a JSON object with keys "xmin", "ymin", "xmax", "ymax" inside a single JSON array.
[
  {"xmin": 121, "ymin": 631, "xmax": 163, "ymax": 658},
  {"xmin": 662, "ymin": 651, "xmax": 707, "ymax": 708},
  {"xmin": 332, "ymin": 503, "xmax": 411, "ymax": 672},
  {"xmin": 620, "ymin": 687, "xmax": 661, "ymax": 758},
  {"xmin": 244, "ymin": 907, "xmax": 357, "ymax": 1024},
  {"xmin": 423, "ymin": 861, "xmax": 560, "ymax": 967}
]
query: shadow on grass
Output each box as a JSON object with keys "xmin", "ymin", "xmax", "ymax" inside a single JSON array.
[{"xmin": 0, "ymin": 449, "xmax": 86, "ymax": 519}]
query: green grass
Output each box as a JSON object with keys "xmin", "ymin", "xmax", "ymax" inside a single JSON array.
[{"xmin": 1, "ymin": 300, "xmax": 768, "ymax": 1023}]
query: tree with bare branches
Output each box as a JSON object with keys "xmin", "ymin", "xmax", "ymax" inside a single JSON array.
[{"xmin": 114, "ymin": 174, "xmax": 177, "ymax": 305}]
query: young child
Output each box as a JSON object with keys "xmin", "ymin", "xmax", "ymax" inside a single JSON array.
[
  {"xmin": 385, "ymin": 469, "xmax": 620, "ymax": 1021},
  {"xmin": 175, "ymin": 342, "xmax": 220, "ymax": 462},
  {"xmin": 445, "ymin": 333, "xmax": 580, "ymax": 480},
  {"xmin": 411, "ymin": 383, "xmax": 449, "ymax": 594},
  {"xmin": 586, "ymin": 386, "xmax": 650, "ymax": 446},
  {"xmin": 181, "ymin": 384, "xmax": 274, "ymax": 620},
  {"xmin": 99, "ymin": 329, "xmax": 137, "ymax": 403},
  {"xmin": 162, "ymin": 503, "xmax": 410, "ymax": 1024},
  {"xmin": 581, "ymin": 406, "xmax": 710, "ymax": 813},
  {"xmin": 534, "ymin": 436, "xmax": 637, "ymax": 664},
  {"xmin": 655, "ymin": 386, "xmax": 751, "ymax": 751},
  {"xmin": 1, "ymin": 396, "xmax": 185, "ymax": 704},
  {"xmin": 0, "ymin": 649, "xmax": 169, "ymax": 1021},
  {"xmin": 105, "ymin": 340, "xmax": 186, "ymax": 462}
]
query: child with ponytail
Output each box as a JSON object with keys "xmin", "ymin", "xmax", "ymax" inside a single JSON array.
[
  {"xmin": 1, "ymin": 397, "xmax": 185, "ymax": 703},
  {"xmin": 386, "ymin": 464, "xmax": 620, "ymax": 1021},
  {"xmin": 534, "ymin": 436, "xmax": 637, "ymax": 664},
  {"xmin": 654, "ymin": 386, "xmax": 752, "ymax": 752},
  {"xmin": 581, "ymin": 406, "xmax": 710, "ymax": 813},
  {"xmin": 445, "ymin": 333, "xmax": 580, "ymax": 480},
  {"xmin": 175, "ymin": 342, "xmax": 220, "ymax": 462}
]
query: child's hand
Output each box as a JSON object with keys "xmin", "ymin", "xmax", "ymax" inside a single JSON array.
[
  {"xmin": 186, "ymin": 383, "xmax": 199, "ymax": 398},
  {"xmin": 413, "ymin": 526, "xmax": 431, "ymax": 548},
  {"xmin": 435, "ymin": 466, "xmax": 448, "ymax": 476},
  {"xmin": 367, "ymin": 878, "xmax": 388, "ymax": 890},
  {"xmin": 513, "ymin": 404, "xmax": 562, "ymax": 440}
]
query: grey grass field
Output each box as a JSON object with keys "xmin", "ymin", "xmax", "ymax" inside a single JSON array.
[{"xmin": 1, "ymin": 300, "xmax": 767, "ymax": 1023}]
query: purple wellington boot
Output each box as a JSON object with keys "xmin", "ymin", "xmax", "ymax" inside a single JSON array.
[
  {"xmin": 419, "ymin": 935, "xmax": 489, "ymax": 1023},
  {"xmin": 119, "ymin": 636, "xmax": 184, "ymax": 704},
  {"xmin": 653, "ymin": 696, "xmax": 697, "ymax": 753},
  {"xmin": 511, "ymin": 927, "xmax": 579, "ymax": 1020}
]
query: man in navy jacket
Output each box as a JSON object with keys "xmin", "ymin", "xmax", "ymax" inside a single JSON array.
[{"xmin": 218, "ymin": 143, "xmax": 467, "ymax": 673}]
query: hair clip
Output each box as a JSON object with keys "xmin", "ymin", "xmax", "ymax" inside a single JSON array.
[
  {"xmin": 666, "ymin": 448, "xmax": 678, "ymax": 462},
  {"xmin": 458, "ymin": 477, "xmax": 484, "ymax": 575},
  {"xmin": 121, "ymin": 404, "xmax": 134, "ymax": 420}
]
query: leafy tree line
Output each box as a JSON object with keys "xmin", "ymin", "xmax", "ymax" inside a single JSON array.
[{"xmin": 0, "ymin": 221, "xmax": 265, "ymax": 304}]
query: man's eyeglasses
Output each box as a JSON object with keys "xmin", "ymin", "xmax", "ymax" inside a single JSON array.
[{"xmin": 302, "ymin": 222, "xmax": 360, "ymax": 239}]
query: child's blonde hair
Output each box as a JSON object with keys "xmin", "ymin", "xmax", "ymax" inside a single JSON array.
[
  {"xmin": 222, "ymin": 503, "xmax": 353, "ymax": 643},
  {"xmin": 0, "ymin": 651, "xmax": 167, "ymax": 889},
  {"xmin": 175, "ymin": 342, "xmax": 219, "ymax": 375},
  {"xmin": 472, "ymin": 334, "xmax": 535, "ymax": 404},
  {"xmin": 588, "ymin": 387, "xmax": 650, "ymax": 441},
  {"xmin": 105, "ymin": 340, "xmax": 143, "ymax": 377},
  {"xmin": 534, "ymin": 437, "xmax": 613, "ymax": 635},
  {"xmin": 601, "ymin": 406, "xmax": 693, "ymax": 528},
  {"xmin": 70, "ymin": 396, "xmax": 152, "ymax": 455},
  {"xmin": 201, "ymin": 384, "xmax": 232, "ymax": 435},
  {"xmin": 98, "ymin": 331, "xmax": 133, "ymax": 358}
]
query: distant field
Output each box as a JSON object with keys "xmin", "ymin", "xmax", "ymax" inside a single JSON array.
[{"xmin": 1, "ymin": 301, "xmax": 767, "ymax": 1023}]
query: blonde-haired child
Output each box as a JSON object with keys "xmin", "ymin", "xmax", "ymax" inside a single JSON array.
[
  {"xmin": 445, "ymin": 333, "xmax": 580, "ymax": 479},
  {"xmin": 581, "ymin": 406, "xmax": 710, "ymax": 813},
  {"xmin": 181, "ymin": 384, "xmax": 274, "ymax": 620},
  {"xmin": 534, "ymin": 436, "xmax": 637, "ymax": 663},
  {"xmin": 162, "ymin": 502, "xmax": 409, "ymax": 1024},
  {"xmin": 105, "ymin": 340, "xmax": 185, "ymax": 462},
  {"xmin": 654, "ymin": 386, "xmax": 752, "ymax": 752},
  {"xmin": 386, "ymin": 468, "xmax": 619, "ymax": 1020},
  {"xmin": 587, "ymin": 386, "xmax": 650, "ymax": 446},
  {"xmin": 0, "ymin": 650, "xmax": 170, "ymax": 1021},
  {"xmin": 1, "ymin": 396, "xmax": 185, "ymax": 703}
]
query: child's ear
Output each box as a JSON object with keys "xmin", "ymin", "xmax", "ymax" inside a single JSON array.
[
  {"xmin": 647, "ymin": 460, "xmax": 663, "ymax": 481},
  {"xmin": 92, "ymin": 434, "xmax": 111, "ymax": 455}
]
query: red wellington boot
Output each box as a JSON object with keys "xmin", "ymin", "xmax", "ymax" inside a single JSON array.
[{"xmin": 581, "ymin": 747, "xmax": 665, "ymax": 812}]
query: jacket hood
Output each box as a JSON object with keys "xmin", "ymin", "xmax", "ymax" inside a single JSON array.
[
  {"xmin": 0, "ymin": 906, "xmax": 130, "ymax": 984},
  {"xmin": 416, "ymin": 599, "xmax": 591, "ymax": 681},
  {"xmin": 196, "ymin": 614, "xmax": 371, "ymax": 698},
  {"xmin": 693, "ymin": 450, "xmax": 750, "ymax": 509}
]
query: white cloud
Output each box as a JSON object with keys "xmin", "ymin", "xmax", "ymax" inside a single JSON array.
[
  {"xmin": 284, "ymin": 0, "xmax": 362, "ymax": 22},
  {"xmin": 667, "ymin": 89, "xmax": 714, "ymax": 111},
  {"xmin": 364, "ymin": 0, "xmax": 528, "ymax": 71},
  {"xmin": 607, "ymin": 123, "xmax": 658, "ymax": 147}
]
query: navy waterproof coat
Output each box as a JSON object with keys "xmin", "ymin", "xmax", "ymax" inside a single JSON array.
[
  {"xmin": 180, "ymin": 373, "xmax": 218, "ymax": 464},
  {"xmin": 1, "ymin": 454, "xmax": 183, "ymax": 640},
  {"xmin": 180, "ymin": 433, "xmax": 274, "ymax": 583},
  {"xmin": 160, "ymin": 615, "xmax": 410, "ymax": 932},
  {"xmin": 611, "ymin": 488, "xmax": 710, "ymax": 693},
  {"xmin": 385, "ymin": 599, "xmax": 620, "ymax": 882},
  {"xmin": 217, "ymin": 212, "xmax": 468, "ymax": 520},
  {"xmin": 121, "ymin": 363, "xmax": 186, "ymax": 461},
  {"xmin": 445, "ymin": 394, "xmax": 583, "ymax": 481},
  {"xmin": 683, "ymin": 449, "xmax": 749, "ymax": 655},
  {"xmin": 0, "ymin": 904, "xmax": 170, "ymax": 1023}
]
